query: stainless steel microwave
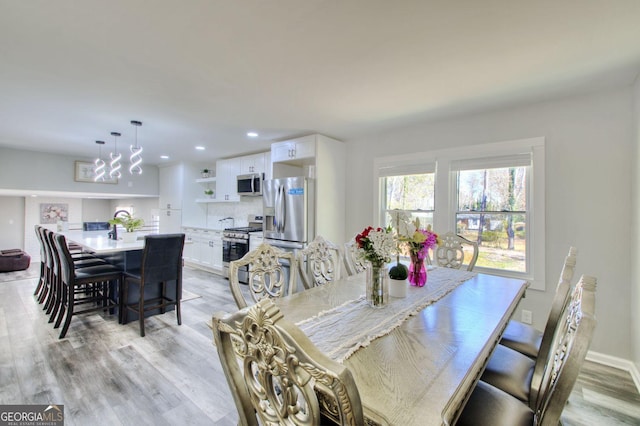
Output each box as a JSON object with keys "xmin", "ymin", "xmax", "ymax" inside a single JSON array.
[{"xmin": 237, "ymin": 173, "xmax": 264, "ymax": 196}]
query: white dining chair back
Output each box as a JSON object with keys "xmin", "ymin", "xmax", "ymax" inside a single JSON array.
[
  {"xmin": 212, "ymin": 298, "xmax": 364, "ymax": 425},
  {"xmin": 343, "ymin": 238, "xmax": 367, "ymax": 276},
  {"xmin": 229, "ymin": 242, "xmax": 297, "ymax": 309},
  {"xmin": 433, "ymin": 232, "xmax": 479, "ymax": 271},
  {"xmin": 297, "ymin": 235, "xmax": 341, "ymax": 289}
]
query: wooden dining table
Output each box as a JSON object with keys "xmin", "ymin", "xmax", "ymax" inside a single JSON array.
[{"xmin": 273, "ymin": 267, "xmax": 528, "ymax": 426}]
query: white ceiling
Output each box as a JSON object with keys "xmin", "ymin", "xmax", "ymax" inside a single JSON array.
[{"xmin": 1, "ymin": 0, "xmax": 640, "ymax": 166}]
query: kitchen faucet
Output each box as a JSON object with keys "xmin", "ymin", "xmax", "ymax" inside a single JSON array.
[{"xmin": 108, "ymin": 209, "xmax": 130, "ymax": 240}]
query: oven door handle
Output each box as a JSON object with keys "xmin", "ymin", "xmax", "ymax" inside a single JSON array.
[{"xmin": 223, "ymin": 237, "xmax": 249, "ymax": 244}]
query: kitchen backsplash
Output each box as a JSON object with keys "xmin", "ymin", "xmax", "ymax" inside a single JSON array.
[{"xmin": 205, "ymin": 196, "xmax": 263, "ymax": 229}]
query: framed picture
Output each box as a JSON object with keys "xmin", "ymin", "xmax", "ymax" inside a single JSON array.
[
  {"xmin": 74, "ymin": 161, "xmax": 118, "ymax": 184},
  {"xmin": 40, "ymin": 203, "xmax": 68, "ymax": 224}
]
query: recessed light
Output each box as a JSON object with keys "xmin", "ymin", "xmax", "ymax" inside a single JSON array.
[
  {"xmin": 247, "ymin": 132, "xmax": 258, "ymax": 138},
  {"xmin": 195, "ymin": 146, "xmax": 205, "ymax": 151},
  {"xmin": 160, "ymin": 155, "xmax": 169, "ymax": 159}
]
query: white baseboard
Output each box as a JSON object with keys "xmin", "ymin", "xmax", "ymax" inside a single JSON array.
[{"xmin": 586, "ymin": 350, "xmax": 640, "ymax": 394}]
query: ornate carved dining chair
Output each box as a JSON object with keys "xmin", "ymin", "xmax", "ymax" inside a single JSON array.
[
  {"xmin": 343, "ymin": 238, "xmax": 367, "ymax": 276},
  {"xmin": 211, "ymin": 298, "xmax": 364, "ymax": 425},
  {"xmin": 229, "ymin": 243, "xmax": 297, "ymax": 309},
  {"xmin": 479, "ymin": 247, "xmax": 578, "ymax": 405},
  {"xmin": 433, "ymin": 232, "xmax": 479, "ymax": 271},
  {"xmin": 297, "ymin": 235, "xmax": 342, "ymax": 289},
  {"xmin": 501, "ymin": 246, "xmax": 578, "ymax": 358},
  {"xmin": 457, "ymin": 274, "xmax": 597, "ymax": 425}
]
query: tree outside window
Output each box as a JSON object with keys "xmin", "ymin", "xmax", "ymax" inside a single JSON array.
[{"xmin": 457, "ymin": 167, "xmax": 527, "ymax": 272}]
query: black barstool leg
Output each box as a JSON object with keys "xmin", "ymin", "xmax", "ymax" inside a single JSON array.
[
  {"xmin": 139, "ymin": 281, "xmax": 145, "ymax": 337},
  {"xmin": 59, "ymin": 284, "xmax": 75, "ymax": 339},
  {"xmin": 54, "ymin": 282, "xmax": 67, "ymax": 329}
]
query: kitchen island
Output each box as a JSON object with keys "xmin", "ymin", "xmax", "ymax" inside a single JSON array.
[{"xmin": 60, "ymin": 230, "xmax": 179, "ymax": 324}]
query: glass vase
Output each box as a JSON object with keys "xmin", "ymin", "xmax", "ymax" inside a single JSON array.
[
  {"xmin": 366, "ymin": 264, "xmax": 388, "ymax": 308},
  {"xmin": 409, "ymin": 252, "xmax": 427, "ymax": 287}
]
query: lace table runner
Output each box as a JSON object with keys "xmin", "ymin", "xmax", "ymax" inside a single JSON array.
[{"xmin": 296, "ymin": 267, "xmax": 477, "ymax": 363}]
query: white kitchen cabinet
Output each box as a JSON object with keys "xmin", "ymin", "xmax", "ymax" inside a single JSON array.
[
  {"xmin": 182, "ymin": 228, "xmax": 223, "ymax": 274},
  {"xmin": 159, "ymin": 164, "xmax": 184, "ymax": 210},
  {"xmin": 211, "ymin": 230, "xmax": 223, "ymax": 271},
  {"xmin": 249, "ymin": 232, "xmax": 264, "ymax": 252},
  {"xmin": 271, "ymin": 134, "xmax": 346, "ymax": 246},
  {"xmin": 215, "ymin": 157, "xmax": 241, "ymax": 202},
  {"xmin": 240, "ymin": 152, "xmax": 266, "ymax": 174},
  {"xmin": 271, "ymin": 135, "xmax": 316, "ymax": 164},
  {"xmin": 198, "ymin": 229, "xmax": 215, "ymax": 269},
  {"xmin": 158, "ymin": 208, "xmax": 182, "ymax": 233}
]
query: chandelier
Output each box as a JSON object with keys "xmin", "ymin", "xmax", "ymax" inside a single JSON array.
[
  {"xmin": 93, "ymin": 140, "xmax": 106, "ymax": 182},
  {"xmin": 129, "ymin": 120, "xmax": 143, "ymax": 175},
  {"xmin": 109, "ymin": 131, "xmax": 122, "ymax": 179}
]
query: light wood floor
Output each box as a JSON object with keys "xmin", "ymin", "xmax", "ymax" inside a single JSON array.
[{"xmin": 1, "ymin": 266, "xmax": 639, "ymax": 425}]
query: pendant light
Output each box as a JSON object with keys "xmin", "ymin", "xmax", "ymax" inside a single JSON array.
[
  {"xmin": 129, "ymin": 120, "xmax": 143, "ymax": 175},
  {"xmin": 94, "ymin": 140, "xmax": 106, "ymax": 182},
  {"xmin": 109, "ymin": 131, "xmax": 122, "ymax": 179}
]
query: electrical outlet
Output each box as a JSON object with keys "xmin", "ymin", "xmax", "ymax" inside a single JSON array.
[{"xmin": 521, "ymin": 309, "xmax": 533, "ymax": 325}]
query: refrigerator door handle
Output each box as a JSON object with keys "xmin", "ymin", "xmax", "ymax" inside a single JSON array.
[
  {"xmin": 280, "ymin": 185, "xmax": 286, "ymax": 233},
  {"xmin": 275, "ymin": 184, "xmax": 283, "ymax": 233}
]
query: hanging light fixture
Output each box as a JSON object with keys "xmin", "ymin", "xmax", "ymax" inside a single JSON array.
[
  {"xmin": 94, "ymin": 140, "xmax": 106, "ymax": 182},
  {"xmin": 129, "ymin": 120, "xmax": 143, "ymax": 175},
  {"xmin": 109, "ymin": 131, "xmax": 122, "ymax": 179}
]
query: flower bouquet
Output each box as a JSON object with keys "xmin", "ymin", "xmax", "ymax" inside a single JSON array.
[
  {"xmin": 355, "ymin": 226, "xmax": 394, "ymax": 307},
  {"xmin": 390, "ymin": 211, "xmax": 438, "ymax": 287}
]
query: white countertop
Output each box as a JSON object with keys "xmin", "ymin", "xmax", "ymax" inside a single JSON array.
[{"xmin": 61, "ymin": 230, "xmax": 148, "ymax": 254}]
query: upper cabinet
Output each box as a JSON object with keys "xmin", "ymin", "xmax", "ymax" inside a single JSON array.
[
  {"xmin": 240, "ymin": 152, "xmax": 266, "ymax": 175},
  {"xmin": 215, "ymin": 157, "xmax": 241, "ymax": 202},
  {"xmin": 271, "ymin": 134, "xmax": 346, "ymax": 245},
  {"xmin": 159, "ymin": 163, "xmax": 184, "ymax": 210},
  {"xmin": 271, "ymin": 135, "xmax": 316, "ymax": 165}
]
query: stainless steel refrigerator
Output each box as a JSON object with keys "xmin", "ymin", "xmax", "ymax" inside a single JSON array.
[{"xmin": 263, "ymin": 176, "xmax": 315, "ymax": 251}]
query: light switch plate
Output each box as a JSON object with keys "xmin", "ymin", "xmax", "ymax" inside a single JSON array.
[{"xmin": 521, "ymin": 309, "xmax": 533, "ymax": 325}]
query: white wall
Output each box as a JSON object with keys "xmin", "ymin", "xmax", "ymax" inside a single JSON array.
[
  {"xmin": 0, "ymin": 147, "xmax": 159, "ymax": 196},
  {"xmin": 0, "ymin": 197, "xmax": 25, "ymax": 249},
  {"xmin": 82, "ymin": 199, "xmax": 113, "ymax": 222},
  {"xmin": 24, "ymin": 196, "xmax": 84, "ymax": 263},
  {"xmin": 345, "ymin": 87, "xmax": 634, "ymax": 360},
  {"xmin": 632, "ymin": 75, "xmax": 640, "ymax": 371}
]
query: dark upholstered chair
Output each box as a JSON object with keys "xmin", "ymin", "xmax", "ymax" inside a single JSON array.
[
  {"xmin": 456, "ymin": 275, "xmax": 597, "ymax": 426},
  {"xmin": 122, "ymin": 234, "xmax": 185, "ymax": 337},
  {"xmin": 33, "ymin": 225, "xmax": 47, "ymax": 300},
  {"xmin": 500, "ymin": 247, "xmax": 577, "ymax": 359},
  {"xmin": 53, "ymin": 233, "xmax": 123, "ymax": 339},
  {"xmin": 480, "ymin": 248, "xmax": 578, "ymax": 405}
]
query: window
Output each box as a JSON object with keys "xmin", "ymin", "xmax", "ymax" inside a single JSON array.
[
  {"xmin": 455, "ymin": 162, "xmax": 528, "ymax": 273},
  {"xmin": 379, "ymin": 162, "xmax": 435, "ymax": 229},
  {"xmin": 375, "ymin": 138, "xmax": 545, "ymax": 290}
]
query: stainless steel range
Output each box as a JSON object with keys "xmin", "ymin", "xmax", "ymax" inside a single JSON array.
[{"xmin": 222, "ymin": 215, "xmax": 263, "ymax": 283}]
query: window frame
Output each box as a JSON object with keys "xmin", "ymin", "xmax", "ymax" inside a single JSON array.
[{"xmin": 374, "ymin": 137, "xmax": 545, "ymax": 290}]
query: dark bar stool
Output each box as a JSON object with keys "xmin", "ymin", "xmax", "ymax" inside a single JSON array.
[
  {"xmin": 33, "ymin": 225, "xmax": 47, "ymax": 300},
  {"xmin": 122, "ymin": 234, "xmax": 185, "ymax": 337},
  {"xmin": 53, "ymin": 233, "xmax": 123, "ymax": 339}
]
